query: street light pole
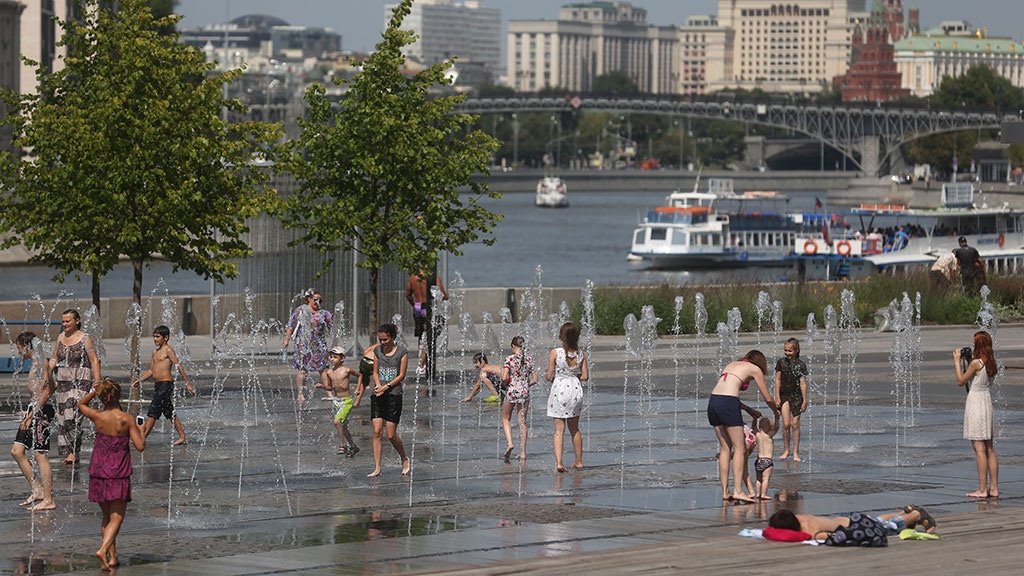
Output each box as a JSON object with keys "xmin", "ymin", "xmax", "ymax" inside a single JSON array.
[{"xmin": 511, "ymin": 113, "xmax": 519, "ymax": 168}]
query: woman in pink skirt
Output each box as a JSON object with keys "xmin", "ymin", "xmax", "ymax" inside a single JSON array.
[{"xmin": 78, "ymin": 378, "xmax": 145, "ymax": 571}]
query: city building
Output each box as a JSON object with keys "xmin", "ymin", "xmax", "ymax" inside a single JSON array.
[
  {"xmin": 507, "ymin": 2, "xmax": 678, "ymax": 94},
  {"xmin": 179, "ymin": 14, "xmax": 341, "ymax": 66},
  {"xmin": 711, "ymin": 0, "xmax": 857, "ymax": 94},
  {"xmin": 385, "ymin": 0, "xmax": 501, "ymax": 75},
  {"xmin": 835, "ymin": 0, "xmax": 913, "ymax": 103},
  {"xmin": 894, "ymin": 24, "xmax": 1024, "ymax": 97},
  {"xmin": 0, "ymin": 0, "xmax": 23, "ymax": 156}
]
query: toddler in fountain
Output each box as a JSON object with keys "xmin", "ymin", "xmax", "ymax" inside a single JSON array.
[
  {"xmin": 319, "ymin": 347, "xmax": 364, "ymax": 457},
  {"xmin": 754, "ymin": 411, "xmax": 780, "ymax": 500}
]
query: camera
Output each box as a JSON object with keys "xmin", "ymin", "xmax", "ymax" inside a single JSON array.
[{"xmin": 959, "ymin": 347, "xmax": 973, "ymax": 392}]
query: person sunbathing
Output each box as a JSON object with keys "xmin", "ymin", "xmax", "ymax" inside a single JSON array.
[{"xmin": 768, "ymin": 504, "xmax": 936, "ymax": 538}]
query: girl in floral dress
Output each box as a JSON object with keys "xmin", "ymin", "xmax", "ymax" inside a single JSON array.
[{"xmin": 500, "ymin": 336, "xmax": 537, "ymax": 459}]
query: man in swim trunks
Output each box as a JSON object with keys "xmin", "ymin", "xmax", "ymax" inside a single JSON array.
[
  {"xmin": 133, "ymin": 326, "xmax": 195, "ymax": 446},
  {"xmin": 405, "ymin": 269, "xmax": 448, "ymax": 379}
]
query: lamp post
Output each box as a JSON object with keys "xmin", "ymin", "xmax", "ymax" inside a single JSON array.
[
  {"xmin": 674, "ymin": 118, "xmax": 683, "ymax": 170},
  {"xmin": 511, "ymin": 113, "xmax": 519, "ymax": 168}
]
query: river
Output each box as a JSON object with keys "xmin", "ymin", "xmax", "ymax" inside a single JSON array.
[{"xmin": 0, "ymin": 188, "xmax": 823, "ymax": 300}]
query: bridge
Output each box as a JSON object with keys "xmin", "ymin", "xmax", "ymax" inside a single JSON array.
[{"xmin": 458, "ymin": 96, "xmax": 1018, "ymax": 176}]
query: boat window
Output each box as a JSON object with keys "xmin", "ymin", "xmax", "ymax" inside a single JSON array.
[
  {"xmin": 672, "ymin": 231, "xmax": 687, "ymax": 245},
  {"xmin": 651, "ymin": 228, "xmax": 667, "ymax": 241},
  {"xmin": 752, "ymin": 234, "xmax": 760, "ymax": 247},
  {"xmin": 712, "ymin": 234, "xmax": 721, "ymax": 246},
  {"xmin": 634, "ymin": 230, "xmax": 645, "ymax": 245}
]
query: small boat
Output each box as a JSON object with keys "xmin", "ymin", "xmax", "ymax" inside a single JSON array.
[
  {"xmin": 536, "ymin": 176, "xmax": 568, "ymax": 208},
  {"xmin": 629, "ymin": 177, "xmax": 818, "ymax": 268},
  {"xmin": 793, "ymin": 183, "xmax": 1024, "ymax": 280}
]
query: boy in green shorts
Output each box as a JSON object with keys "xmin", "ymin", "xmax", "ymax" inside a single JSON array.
[{"xmin": 319, "ymin": 346, "xmax": 364, "ymax": 457}]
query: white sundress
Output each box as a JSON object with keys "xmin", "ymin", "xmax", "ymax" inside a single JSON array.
[
  {"xmin": 963, "ymin": 362, "xmax": 994, "ymax": 441},
  {"xmin": 546, "ymin": 347, "xmax": 584, "ymax": 418}
]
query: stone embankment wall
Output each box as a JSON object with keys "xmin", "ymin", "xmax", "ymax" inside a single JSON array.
[{"xmin": 0, "ymin": 288, "xmax": 583, "ymax": 342}]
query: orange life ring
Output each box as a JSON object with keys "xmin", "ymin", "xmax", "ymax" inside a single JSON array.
[
  {"xmin": 999, "ymin": 233, "xmax": 1005, "ymax": 248},
  {"xmin": 836, "ymin": 240, "xmax": 852, "ymax": 256},
  {"xmin": 803, "ymin": 239, "xmax": 818, "ymax": 255}
]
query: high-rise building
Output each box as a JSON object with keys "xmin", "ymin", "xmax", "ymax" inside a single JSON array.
[
  {"xmin": 1, "ymin": 0, "xmax": 24, "ymax": 156},
  {"xmin": 14, "ymin": 0, "xmax": 78, "ymax": 95},
  {"xmin": 712, "ymin": 0, "xmax": 855, "ymax": 94},
  {"xmin": 385, "ymin": 0, "xmax": 501, "ymax": 75},
  {"xmin": 507, "ymin": 2, "xmax": 678, "ymax": 94}
]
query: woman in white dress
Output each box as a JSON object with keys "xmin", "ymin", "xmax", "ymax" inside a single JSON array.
[
  {"xmin": 545, "ymin": 322, "xmax": 588, "ymax": 472},
  {"xmin": 954, "ymin": 330, "xmax": 999, "ymax": 499}
]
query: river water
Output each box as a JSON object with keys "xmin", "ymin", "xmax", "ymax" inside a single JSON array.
[{"xmin": 0, "ymin": 188, "xmax": 822, "ymax": 299}]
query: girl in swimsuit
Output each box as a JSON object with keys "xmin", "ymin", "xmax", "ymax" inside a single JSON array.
[{"xmin": 707, "ymin": 350, "xmax": 777, "ymax": 503}]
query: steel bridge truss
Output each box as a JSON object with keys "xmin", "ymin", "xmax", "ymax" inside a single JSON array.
[{"xmin": 459, "ymin": 97, "xmax": 1014, "ymax": 175}]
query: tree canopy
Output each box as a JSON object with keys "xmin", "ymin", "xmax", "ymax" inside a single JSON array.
[
  {"xmin": 0, "ymin": 0, "xmax": 281, "ymax": 311},
  {"xmin": 904, "ymin": 64, "xmax": 1024, "ymax": 173},
  {"xmin": 278, "ymin": 0, "xmax": 502, "ymax": 336}
]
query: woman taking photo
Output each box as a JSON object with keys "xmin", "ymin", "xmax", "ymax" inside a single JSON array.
[{"xmin": 955, "ymin": 331, "xmax": 999, "ymax": 499}]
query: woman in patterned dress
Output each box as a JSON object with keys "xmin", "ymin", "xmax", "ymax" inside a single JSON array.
[
  {"xmin": 49, "ymin": 309, "xmax": 102, "ymax": 465},
  {"xmin": 500, "ymin": 335, "xmax": 537, "ymax": 460},
  {"xmin": 955, "ymin": 330, "xmax": 999, "ymax": 499},
  {"xmin": 545, "ymin": 322, "xmax": 588, "ymax": 473},
  {"xmin": 283, "ymin": 289, "xmax": 333, "ymax": 404}
]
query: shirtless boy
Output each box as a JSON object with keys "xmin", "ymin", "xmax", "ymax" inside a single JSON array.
[
  {"xmin": 132, "ymin": 325, "xmax": 195, "ymax": 446},
  {"xmin": 11, "ymin": 332, "xmax": 57, "ymax": 511},
  {"xmin": 462, "ymin": 352, "xmax": 502, "ymax": 403},
  {"xmin": 319, "ymin": 346, "xmax": 365, "ymax": 456}
]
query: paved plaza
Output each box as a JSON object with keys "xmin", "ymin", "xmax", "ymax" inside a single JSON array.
[{"xmin": 1, "ymin": 321, "xmax": 1023, "ymax": 574}]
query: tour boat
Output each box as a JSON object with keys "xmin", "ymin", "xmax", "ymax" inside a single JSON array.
[
  {"xmin": 536, "ymin": 176, "xmax": 568, "ymax": 208},
  {"xmin": 793, "ymin": 184, "xmax": 1024, "ymax": 280},
  {"xmin": 629, "ymin": 178, "xmax": 821, "ymax": 268}
]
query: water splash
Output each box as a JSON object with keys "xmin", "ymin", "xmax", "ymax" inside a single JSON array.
[
  {"xmin": 670, "ymin": 296, "xmax": 684, "ymax": 441},
  {"xmin": 889, "ymin": 291, "xmax": 921, "ymax": 466}
]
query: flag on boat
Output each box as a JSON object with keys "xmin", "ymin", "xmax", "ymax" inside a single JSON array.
[{"xmin": 814, "ymin": 196, "xmax": 824, "ymax": 209}]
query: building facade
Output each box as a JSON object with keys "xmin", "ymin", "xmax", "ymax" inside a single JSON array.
[
  {"xmin": 835, "ymin": 0, "xmax": 912, "ymax": 102},
  {"xmin": 507, "ymin": 2, "xmax": 678, "ymax": 94},
  {"xmin": 385, "ymin": 0, "xmax": 501, "ymax": 74},
  {"xmin": 712, "ymin": 0, "xmax": 855, "ymax": 94},
  {"xmin": 894, "ymin": 29, "xmax": 1024, "ymax": 97}
]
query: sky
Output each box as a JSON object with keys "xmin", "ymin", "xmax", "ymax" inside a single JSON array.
[{"xmin": 176, "ymin": 1, "xmax": 1021, "ymax": 55}]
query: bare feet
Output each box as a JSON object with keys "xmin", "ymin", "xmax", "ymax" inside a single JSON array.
[
  {"xmin": 503, "ymin": 446, "xmax": 514, "ymax": 459},
  {"xmin": 173, "ymin": 437, "xmax": 187, "ymax": 446},
  {"xmin": 367, "ymin": 469, "xmax": 382, "ymax": 478},
  {"xmin": 401, "ymin": 459, "xmax": 411, "ymax": 475},
  {"xmin": 779, "ymin": 452, "xmax": 790, "ymax": 460},
  {"xmin": 989, "ymin": 490, "xmax": 999, "ymax": 498},
  {"xmin": 96, "ymin": 550, "xmax": 110, "ymax": 571},
  {"xmin": 792, "ymin": 454, "xmax": 802, "ymax": 462},
  {"xmin": 556, "ymin": 466, "xmax": 567, "ymax": 473},
  {"xmin": 732, "ymin": 493, "xmax": 756, "ymax": 503},
  {"xmin": 19, "ymin": 494, "xmax": 42, "ymax": 506},
  {"xmin": 28, "ymin": 500, "xmax": 56, "ymax": 511},
  {"xmin": 966, "ymin": 490, "xmax": 989, "ymax": 498},
  {"xmin": 572, "ymin": 463, "xmax": 584, "ymax": 469},
  {"xmin": 518, "ymin": 453, "xmax": 527, "ymax": 461},
  {"xmin": 62, "ymin": 454, "xmax": 76, "ymax": 465}
]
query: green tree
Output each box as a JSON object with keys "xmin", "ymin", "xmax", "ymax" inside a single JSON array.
[
  {"xmin": 591, "ymin": 70, "xmax": 639, "ymax": 96},
  {"xmin": 279, "ymin": 0, "xmax": 501, "ymax": 337},
  {"xmin": 904, "ymin": 64, "xmax": 1024, "ymax": 173},
  {"xmin": 0, "ymin": 0, "xmax": 280, "ymax": 314}
]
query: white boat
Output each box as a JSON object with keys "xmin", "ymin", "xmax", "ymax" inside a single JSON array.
[
  {"xmin": 536, "ymin": 176, "xmax": 568, "ymax": 208},
  {"xmin": 629, "ymin": 178, "xmax": 818, "ymax": 268},
  {"xmin": 794, "ymin": 184, "xmax": 1024, "ymax": 280}
]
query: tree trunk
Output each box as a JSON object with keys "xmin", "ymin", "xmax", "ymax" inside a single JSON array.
[
  {"xmin": 127, "ymin": 259, "xmax": 143, "ymax": 412},
  {"xmin": 91, "ymin": 271, "xmax": 101, "ymax": 314},
  {"xmin": 368, "ymin": 267, "xmax": 379, "ymax": 343}
]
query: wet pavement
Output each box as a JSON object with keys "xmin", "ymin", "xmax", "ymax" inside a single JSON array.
[{"xmin": 1, "ymin": 321, "xmax": 1023, "ymax": 574}]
